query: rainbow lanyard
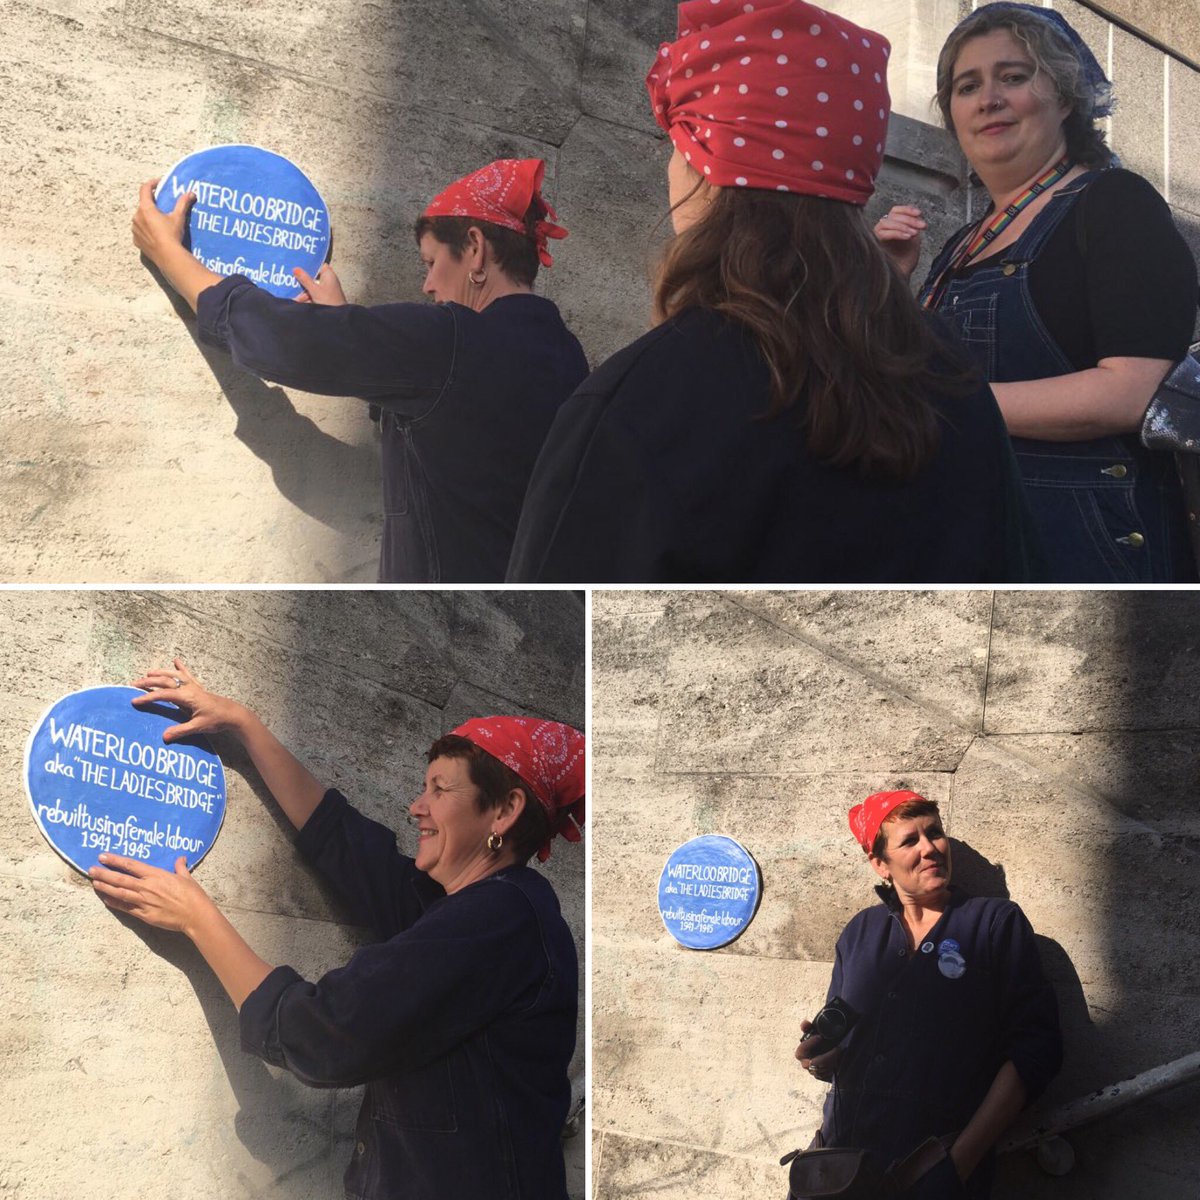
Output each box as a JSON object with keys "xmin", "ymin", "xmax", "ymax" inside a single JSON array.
[{"xmin": 921, "ymin": 157, "xmax": 1073, "ymax": 311}]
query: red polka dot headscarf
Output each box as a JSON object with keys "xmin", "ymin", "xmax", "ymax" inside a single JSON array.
[
  {"xmin": 423, "ymin": 158, "xmax": 567, "ymax": 267},
  {"xmin": 646, "ymin": 0, "xmax": 891, "ymax": 204},
  {"xmin": 452, "ymin": 717, "xmax": 585, "ymax": 862}
]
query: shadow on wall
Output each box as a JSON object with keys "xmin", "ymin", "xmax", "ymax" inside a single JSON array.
[
  {"xmin": 116, "ymin": 912, "xmax": 345, "ymax": 1184},
  {"xmin": 992, "ymin": 593, "xmax": 1200, "ymax": 1192},
  {"xmin": 147, "ymin": 265, "xmax": 380, "ymax": 580},
  {"xmin": 1092, "ymin": 593, "xmax": 1200, "ymax": 1153},
  {"xmin": 949, "ymin": 839, "xmax": 1008, "ymax": 900}
]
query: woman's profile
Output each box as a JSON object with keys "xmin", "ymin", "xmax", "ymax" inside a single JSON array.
[
  {"xmin": 133, "ymin": 158, "xmax": 588, "ymax": 583},
  {"xmin": 87, "ymin": 658, "xmax": 584, "ymax": 1199}
]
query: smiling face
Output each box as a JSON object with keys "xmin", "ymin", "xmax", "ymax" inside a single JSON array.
[
  {"xmin": 869, "ymin": 812, "xmax": 953, "ymax": 902},
  {"xmin": 418, "ymin": 230, "xmax": 476, "ymax": 305},
  {"xmin": 948, "ymin": 28, "xmax": 1070, "ymax": 180},
  {"xmin": 408, "ymin": 755, "xmax": 496, "ymax": 890}
]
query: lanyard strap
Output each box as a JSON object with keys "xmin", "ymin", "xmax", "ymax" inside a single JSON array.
[{"xmin": 920, "ymin": 157, "xmax": 1073, "ymax": 311}]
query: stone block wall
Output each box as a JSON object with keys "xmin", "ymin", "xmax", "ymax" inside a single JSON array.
[
  {"xmin": 591, "ymin": 590, "xmax": 1200, "ymax": 1200},
  {"xmin": 0, "ymin": 589, "xmax": 585, "ymax": 1198}
]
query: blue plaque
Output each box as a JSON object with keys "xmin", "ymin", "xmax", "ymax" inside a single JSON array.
[
  {"xmin": 24, "ymin": 686, "xmax": 227, "ymax": 875},
  {"xmin": 658, "ymin": 835, "xmax": 762, "ymax": 950},
  {"xmin": 155, "ymin": 144, "xmax": 331, "ymax": 299}
]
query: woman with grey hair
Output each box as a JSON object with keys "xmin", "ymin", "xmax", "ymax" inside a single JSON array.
[{"xmin": 875, "ymin": 2, "xmax": 1198, "ymax": 583}]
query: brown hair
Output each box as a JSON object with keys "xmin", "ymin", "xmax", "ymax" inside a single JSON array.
[
  {"xmin": 427, "ymin": 733, "xmax": 549, "ymax": 864},
  {"xmin": 934, "ymin": 7, "xmax": 1113, "ymax": 169},
  {"xmin": 654, "ymin": 183, "xmax": 972, "ymax": 481},
  {"xmin": 870, "ymin": 797, "xmax": 943, "ymax": 860},
  {"xmin": 414, "ymin": 205, "xmax": 543, "ymax": 288}
]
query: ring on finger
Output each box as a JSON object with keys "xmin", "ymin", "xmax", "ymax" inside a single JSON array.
[{"xmin": 172, "ymin": 677, "xmax": 183, "ymax": 688}]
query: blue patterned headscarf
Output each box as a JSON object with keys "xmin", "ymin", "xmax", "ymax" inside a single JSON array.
[{"xmin": 953, "ymin": 2, "xmax": 1114, "ymax": 119}]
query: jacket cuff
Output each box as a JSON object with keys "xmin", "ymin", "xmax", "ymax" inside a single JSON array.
[
  {"xmin": 239, "ymin": 964, "xmax": 305, "ymax": 1066},
  {"xmin": 195, "ymin": 274, "xmax": 256, "ymax": 348}
]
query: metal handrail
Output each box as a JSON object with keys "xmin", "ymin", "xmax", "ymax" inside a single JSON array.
[{"xmin": 1000, "ymin": 1050, "xmax": 1200, "ymax": 1155}]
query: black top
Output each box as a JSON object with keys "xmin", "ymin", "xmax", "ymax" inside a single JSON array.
[
  {"xmin": 821, "ymin": 888, "xmax": 1062, "ymax": 1198},
  {"xmin": 506, "ymin": 307, "xmax": 1040, "ymax": 583},
  {"xmin": 197, "ymin": 278, "xmax": 589, "ymax": 583},
  {"xmin": 958, "ymin": 169, "xmax": 1198, "ymax": 370},
  {"xmin": 239, "ymin": 790, "xmax": 578, "ymax": 1200}
]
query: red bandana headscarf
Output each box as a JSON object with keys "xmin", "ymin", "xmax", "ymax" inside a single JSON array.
[
  {"xmin": 647, "ymin": 0, "xmax": 891, "ymax": 204},
  {"xmin": 848, "ymin": 790, "xmax": 926, "ymax": 853},
  {"xmin": 452, "ymin": 717, "xmax": 585, "ymax": 862},
  {"xmin": 422, "ymin": 158, "xmax": 568, "ymax": 267}
]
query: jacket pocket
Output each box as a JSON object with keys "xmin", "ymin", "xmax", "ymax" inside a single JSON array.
[{"xmin": 369, "ymin": 1059, "xmax": 458, "ymax": 1133}]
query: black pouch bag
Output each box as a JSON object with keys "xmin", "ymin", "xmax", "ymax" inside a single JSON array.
[{"xmin": 781, "ymin": 1147, "xmax": 888, "ymax": 1200}]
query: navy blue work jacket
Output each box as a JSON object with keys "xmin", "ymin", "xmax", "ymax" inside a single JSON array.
[
  {"xmin": 507, "ymin": 307, "xmax": 1042, "ymax": 583},
  {"xmin": 819, "ymin": 888, "xmax": 1062, "ymax": 1198},
  {"xmin": 196, "ymin": 277, "xmax": 588, "ymax": 583},
  {"xmin": 239, "ymin": 790, "xmax": 578, "ymax": 1200}
]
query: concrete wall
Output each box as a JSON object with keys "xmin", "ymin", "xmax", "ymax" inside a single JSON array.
[
  {"xmin": 0, "ymin": 589, "xmax": 586, "ymax": 1198},
  {"xmin": 591, "ymin": 590, "xmax": 1200, "ymax": 1199},
  {"xmin": 4, "ymin": 0, "xmax": 1198, "ymax": 581}
]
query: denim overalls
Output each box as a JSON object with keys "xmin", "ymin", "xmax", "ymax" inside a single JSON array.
[{"xmin": 920, "ymin": 171, "xmax": 1195, "ymax": 582}]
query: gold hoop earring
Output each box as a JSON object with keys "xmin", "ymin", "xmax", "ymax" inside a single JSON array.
[
  {"xmin": 469, "ymin": 268, "xmax": 487, "ymax": 285},
  {"xmin": 487, "ymin": 831, "xmax": 504, "ymax": 853}
]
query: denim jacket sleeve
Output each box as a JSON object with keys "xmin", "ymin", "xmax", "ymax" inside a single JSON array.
[
  {"xmin": 295, "ymin": 788, "xmax": 441, "ymax": 940},
  {"xmin": 238, "ymin": 873, "xmax": 551, "ymax": 1088},
  {"xmin": 195, "ymin": 275, "xmax": 453, "ymax": 413}
]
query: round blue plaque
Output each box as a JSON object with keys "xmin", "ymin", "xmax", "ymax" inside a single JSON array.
[
  {"xmin": 658, "ymin": 834, "xmax": 762, "ymax": 950},
  {"xmin": 25, "ymin": 686, "xmax": 227, "ymax": 875},
  {"xmin": 155, "ymin": 144, "xmax": 331, "ymax": 299}
]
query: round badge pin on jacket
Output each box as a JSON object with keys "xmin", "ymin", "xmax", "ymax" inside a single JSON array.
[
  {"xmin": 154, "ymin": 144, "xmax": 332, "ymax": 299},
  {"xmin": 25, "ymin": 686, "xmax": 227, "ymax": 875}
]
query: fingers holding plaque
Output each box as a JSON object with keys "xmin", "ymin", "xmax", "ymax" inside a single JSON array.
[
  {"xmin": 24, "ymin": 686, "xmax": 227, "ymax": 875},
  {"xmin": 154, "ymin": 144, "xmax": 332, "ymax": 299}
]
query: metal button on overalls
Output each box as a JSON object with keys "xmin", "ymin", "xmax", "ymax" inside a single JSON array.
[
  {"xmin": 1117, "ymin": 532, "xmax": 1145, "ymax": 547},
  {"xmin": 1101, "ymin": 464, "xmax": 1127, "ymax": 478}
]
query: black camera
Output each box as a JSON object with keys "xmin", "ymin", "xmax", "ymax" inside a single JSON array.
[{"xmin": 798, "ymin": 996, "xmax": 858, "ymax": 1058}]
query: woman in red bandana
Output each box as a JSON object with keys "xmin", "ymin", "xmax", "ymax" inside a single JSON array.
[
  {"xmin": 132, "ymin": 158, "xmax": 587, "ymax": 584},
  {"xmin": 508, "ymin": 0, "xmax": 1039, "ymax": 584},
  {"xmin": 88, "ymin": 659, "xmax": 583, "ymax": 1200},
  {"xmin": 790, "ymin": 791, "xmax": 1061, "ymax": 1199}
]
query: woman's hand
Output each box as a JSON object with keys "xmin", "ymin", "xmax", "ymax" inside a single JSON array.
[
  {"xmin": 293, "ymin": 264, "xmax": 347, "ymax": 305},
  {"xmin": 132, "ymin": 179, "xmax": 193, "ymax": 266},
  {"xmin": 794, "ymin": 1019, "xmax": 843, "ymax": 1082},
  {"xmin": 131, "ymin": 657, "xmax": 247, "ymax": 743},
  {"xmin": 873, "ymin": 204, "xmax": 927, "ymax": 282},
  {"xmin": 91, "ymin": 853, "xmax": 275, "ymax": 1007},
  {"xmin": 89, "ymin": 853, "xmax": 213, "ymax": 936},
  {"xmin": 131, "ymin": 180, "xmax": 221, "ymax": 312}
]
